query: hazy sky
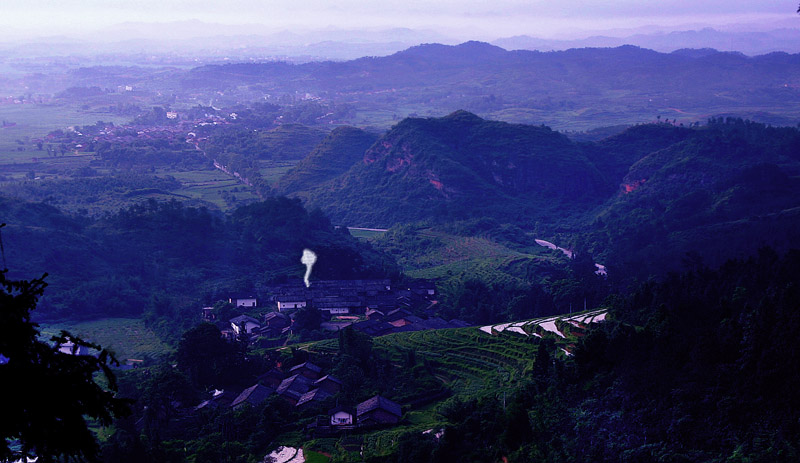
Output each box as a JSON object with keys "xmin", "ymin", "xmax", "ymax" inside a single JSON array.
[{"xmin": 2, "ymin": 0, "xmax": 798, "ymax": 39}]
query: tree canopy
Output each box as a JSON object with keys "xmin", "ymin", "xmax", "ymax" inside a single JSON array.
[{"xmin": 0, "ymin": 270, "xmax": 131, "ymax": 462}]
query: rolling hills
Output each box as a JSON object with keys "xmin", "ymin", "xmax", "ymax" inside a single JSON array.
[
  {"xmin": 183, "ymin": 42, "xmax": 800, "ymax": 130},
  {"xmin": 303, "ymin": 110, "xmax": 606, "ymax": 227},
  {"xmin": 273, "ymin": 112, "xmax": 800, "ymax": 280}
]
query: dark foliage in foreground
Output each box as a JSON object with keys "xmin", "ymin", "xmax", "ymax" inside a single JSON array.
[{"xmin": 0, "ymin": 271, "xmax": 131, "ymax": 462}]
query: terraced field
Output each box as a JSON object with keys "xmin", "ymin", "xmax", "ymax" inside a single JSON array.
[
  {"xmin": 373, "ymin": 227, "xmax": 561, "ymax": 287},
  {"xmin": 305, "ymin": 309, "xmax": 608, "ymax": 399}
]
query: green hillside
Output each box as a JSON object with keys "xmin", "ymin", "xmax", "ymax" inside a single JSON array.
[
  {"xmin": 589, "ymin": 118, "xmax": 800, "ymax": 274},
  {"xmin": 305, "ymin": 111, "xmax": 606, "ymax": 227},
  {"xmin": 204, "ymin": 123, "xmax": 327, "ymax": 162},
  {"xmin": 288, "ymin": 114, "xmax": 800, "ymax": 279},
  {"xmin": 290, "ymin": 250, "xmax": 800, "ymax": 462},
  {"xmin": 1, "ymin": 195, "xmax": 396, "ymax": 326},
  {"xmin": 275, "ymin": 126, "xmax": 378, "ymax": 195}
]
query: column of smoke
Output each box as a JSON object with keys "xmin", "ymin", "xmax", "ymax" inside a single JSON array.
[{"xmin": 301, "ymin": 249, "xmax": 317, "ymax": 288}]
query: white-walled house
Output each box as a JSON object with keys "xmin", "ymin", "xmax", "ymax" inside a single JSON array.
[
  {"xmin": 329, "ymin": 406, "xmax": 355, "ymax": 426},
  {"xmin": 230, "ymin": 315, "xmax": 261, "ymax": 335},
  {"xmin": 277, "ymin": 300, "xmax": 306, "ymax": 312},
  {"xmin": 229, "ymin": 296, "xmax": 257, "ymax": 308},
  {"xmin": 57, "ymin": 341, "xmax": 96, "ymax": 356}
]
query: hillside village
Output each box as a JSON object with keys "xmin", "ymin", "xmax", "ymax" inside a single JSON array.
[
  {"xmin": 195, "ymin": 358, "xmax": 404, "ymax": 434},
  {"xmin": 202, "ymin": 278, "xmax": 469, "ymax": 344}
]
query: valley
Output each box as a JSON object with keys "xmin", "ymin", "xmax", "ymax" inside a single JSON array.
[{"xmin": 2, "ymin": 27, "xmax": 800, "ymax": 463}]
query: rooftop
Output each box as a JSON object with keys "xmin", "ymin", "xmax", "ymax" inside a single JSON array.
[{"xmin": 356, "ymin": 395, "xmax": 402, "ymax": 418}]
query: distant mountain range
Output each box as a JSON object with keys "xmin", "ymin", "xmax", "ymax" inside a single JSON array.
[
  {"xmin": 494, "ymin": 27, "xmax": 800, "ymax": 56},
  {"xmin": 182, "ymin": 41, "xmax": 800, "ymax": 129},
  {"xmin": 4, "ymin": 22, "xmax": 800, "ymax": 60}
]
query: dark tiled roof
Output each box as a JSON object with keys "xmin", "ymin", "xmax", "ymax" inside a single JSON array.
[
  {"xmin": 230, "ymin": 315, "xmax": 260, "ymax": 325},
  {"xmin": 384, "ymin": 309, "xmax": 412, "ymax": 322},
  {"xmin": 356, "ymin": 395, "xmax": 402, "ymax": 418},
  {"xmin": 231, "ymin": 384, "xmax": 273, "ymax": 407},
  {"xmin": 264, "ymin": 312, "xmax": 289, "ymax": 321},
  {"xmin": 352, "ymin": 320, "xmax": 394, "ymax": 336},
  {"xmin": 314, "ymin": 375, "xmax": 342, "ymax": 386},
  {"xmin": 392, "ymin": 324, "xmax": 423, "ymax": 333},
  {"xmin": 289, "ymin": 361, "xmax": 322, "ymax": 374},
  {"xmin": 296, "ymin": 388, "xmax": 332, "ymax": 407},
  {"xmin": 328, "ymin": 405, "xmax": 356, "ymax": 416},
  {"xmin": 276, "ymin": 374, "xmax": 313, "ymax": 399}
]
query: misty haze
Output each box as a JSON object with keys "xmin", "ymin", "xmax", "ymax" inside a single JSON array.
[{"xmin": 2, "ymin": 2, "xmax": 800, "ymax": 462}]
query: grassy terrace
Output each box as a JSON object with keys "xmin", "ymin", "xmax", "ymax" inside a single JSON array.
[
  {"xmin": 376, "ymin": 328, "xmax": 538, "ymax": 398},
  {"xmin": 298, "ymin": 310, "xmax": 606, "ymax": 459},
  {"xmin": 39, "ymin": 317, "xmax": 173, "ymax": 363},
  {"xmin": 305, "ymin": 309, "xmax": 607, "ymax": 400}
]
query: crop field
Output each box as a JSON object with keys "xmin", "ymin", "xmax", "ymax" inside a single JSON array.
[
  {"xmin": 258, "ymin": 159, "xmax": 300, "ymax": 185},
  {"xmin": 0, "ymin": 104, "xmax": 127, "ymax": 147},
  {"xmin": 166, "ymin": 168, "xmax": 259, "ymax": 209},
  {"xmin": 39, "ymin": 317, "xmax": 173, "ymax": 362},
  {"xmin": 0, "ymin": 104, "xmax": 265, "ymax": 212},
  {"xmin": 346, "ymin": 228, "xmax": 387, "ymax": 239},
  {"xmin": 307, "ymin": 309, "xmax": 607, "ymax": 400},
  {"xmin": 375, "ymin": 227, "xmax": 559, "ymax": 287},
  {"xmin": 374, "ymin": 327, "xmax": 538, "ymax": 398}
]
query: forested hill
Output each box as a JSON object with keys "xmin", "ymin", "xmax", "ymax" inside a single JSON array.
[
  {"xmin": 366, "ymin": 248, "xmax": 800, "ymax": 462},
  {"xmin": 304, "ymin": 110, "xmax": 606, "ymax": 226},
  {"xmin": 275, "ymin": 126, "xmax": 378, "ymax": 196},
  {"xmin": 284, "ymin": 112, "xmax": 800, "ymax": 277},
  {"xmin": 591, "ymin": 118, "xmax": 800, "ymax": 275},
  {"xmin": 0, "ymin": 196, "xmax": 397, "ymax": 322}
]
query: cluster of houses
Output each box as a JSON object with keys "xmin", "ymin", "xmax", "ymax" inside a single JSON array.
[
  {"xmin": 203, "ymin": 279, "xmax": 469, "ymax": 341},
  {"xmin": 194, "ymin": 360, "xmax": 403, "ymax": 432},
  {"xmin": 39, "ymin": 111, "xmax": 231, "ymax": 155}
]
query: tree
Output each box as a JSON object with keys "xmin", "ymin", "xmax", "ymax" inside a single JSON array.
[
  {"xmin": 176, "ymin": 323, "xmax": 240, "ymax": 389},
  {"xmin": 0, "ymin": 271, "xmax": 131, "ymax": 462}
]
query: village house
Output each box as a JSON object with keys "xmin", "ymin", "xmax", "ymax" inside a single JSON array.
[
  {"xmin": 231, "ymin": 384, "xmax": 274, "ymax": 409},
  {"xmin": 195, "ymin": 389, "xmax": 238, "ymax": 411},
  {"xmin": 258, "ymin": 312, "xmax": 290, "ymax": 336},
  {"xmin": 57, "ymin": 341, "xmax": 96, "ymax": 356},
  {"xmin": 313, "ymin": 375, "xmax": 342, "ymax": 395},
  {"xmin": 276, "ymin": 296, "xmax": 307, "ymax": 312},
  {"xmin": 276, "ymin": 374, "xmax": 314, "ymax": 405},
  {"xmin": 356, "ymin": 395, "xmax": 403, "ymax": 426},
  {"xmin": 230, "ymin": 315, "xmax": 261, "ymax": 336},
  {"xmin": 351, "ymin": 319, "xmax": 394, "ymax": 337},
  {"xmin": 313, "ymin": 295, "xmax": 361, "ymax": 316},
  {"xmin": 328, "ymin": 405, "xmax": 356, "ymax": 427},
  {"xmin": 256, "ymin": 368, "xmax": 285, "ymax": 389},
  {"xmin": 269, "ymin": 279, "xmax": 401, "ymax": 316},
  {"xmin": 407, "ymin": 281, "xmax": 436, "ymax": 297},
  {"xmin": 289, "ymin": 362, "xmax": 322, "ymax": 381},
  {"xmin": 229, "ymin": 295, "xmax": 258, "ymax": 308},
  {"xmin": 296, "ymin": 388, "xmax": 332, "ymax": 409}
]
